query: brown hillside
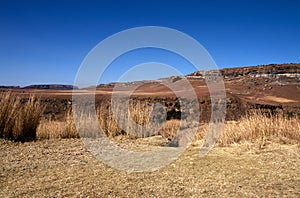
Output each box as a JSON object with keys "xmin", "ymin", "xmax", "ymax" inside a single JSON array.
[{"xmin": 2, "ymin": 63, "xmax": 299, "ymax": 121}]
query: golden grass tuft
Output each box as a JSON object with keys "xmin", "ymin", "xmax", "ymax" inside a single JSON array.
[
  {"xmin": 97, "ymin": 103, "xmax": 122, "ymax": 138},
  {"xmin": 0, "ymin": 92, "xmax": 44, "ymax": 141},
  {"xmin": 37, "ymin": 110, "xmax": 78, "ymax": 139},
  {"xmin": 157, "ymin": 119, "xmax": 180, "ymax": 139},
  {"xmin": 198, "ymin": 110, "xmax": 300, "ymax": 146},
  {"xmin": 97, "ymin": 100, "xmax": 157, "ymax": 138}
]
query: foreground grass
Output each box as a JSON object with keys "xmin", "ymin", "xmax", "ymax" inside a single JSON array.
[
  {"xmin": 37, "ymin": 110, "xmax": 300, "ymax": 147},
  {"xmin": 1, "ymin": 91, "xmax": 299, "ymax": 146},
  {"xmin": 218, "ymin": 111, "xmax": 300, "ymax": 146},
  {"xmin": 1, "ymin": 138, "xmax": 299, "ymax": 197},
  {"xmin": 196, "ymin": 110, "xmax": 300, "ymax": 147},
  {"xmin": 0, "ymin": 92, "xmax": 44, "ymax": 142}
]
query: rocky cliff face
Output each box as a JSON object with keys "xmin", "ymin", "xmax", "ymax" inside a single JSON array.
[
  {"xmin": 188, "ymin": 63, "xmax": 300, "ymax": 81},
  {"xmin": 186, "ymin": 63, "xmax": 300, "ymax": 119}
]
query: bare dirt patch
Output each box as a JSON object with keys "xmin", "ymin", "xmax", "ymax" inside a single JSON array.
[{"xmin": 1, "ymin": 139, "xmax": 299, "ymax": 197}]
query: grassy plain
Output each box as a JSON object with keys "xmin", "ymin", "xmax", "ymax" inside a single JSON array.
[{"xmin": 0, "ymin": 90, "xmax": 299, "ymax": 197}]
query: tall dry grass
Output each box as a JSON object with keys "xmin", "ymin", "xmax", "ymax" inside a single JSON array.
[
  {"xmin": 158, "ymin": 119, "xmax": 180, "ymax": 139},
  {"xmin": 0, "ymin": 92, "xmax": 44, "ymax": 141},
  {"xmin": 27, "ymin": 95, "xmax": 300, "ymax": 147},
  {"xmin": 97, "ymin": 100, "xmax": 157, "ymax": 138},
  {"xmin": 197, "ymin": 110, "xmax": 300, "ymax": 146},
  {"xmin": 37, "ymin": 100, "xmax": 156, "ymax": 139},
  {"xmin": 37, "ymin": 110, "xmax": 78, "ymax": 139}
]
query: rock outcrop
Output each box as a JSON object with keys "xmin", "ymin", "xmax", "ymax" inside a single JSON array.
[{"xmin": 188, "ymin": 63, "xmax": 300, "ymax": 81}]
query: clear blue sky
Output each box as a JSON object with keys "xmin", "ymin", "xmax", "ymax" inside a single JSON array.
[{"xmin": 0, "ymin": 0, "xmax": 299, "ymax": 86}]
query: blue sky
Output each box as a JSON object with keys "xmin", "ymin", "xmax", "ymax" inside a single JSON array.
[{"xmin": 0, "ymin": 0, "xmax": 299, "ymax": 86}]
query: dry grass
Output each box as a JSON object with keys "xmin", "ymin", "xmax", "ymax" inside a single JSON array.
[
  {"xmin": 36, "ymin": 103, "xmax": 300, "ymax": 147},
  {"xmin": 97, "ymin": 102, "xmax": 123, "ymax": 138},
  {"xmin": 201, "ymin": 110, "xmax": 300, "ymax": 146},
  {"xmin": 1, "ymin": 138, "xmax": 299, "ymax": 197},
  {"xmin": 1, "ymin": 91, "xmax": 299, "ymax": 146},
  {"xmin": 37, "ymin": 100, "xmax": 156, "ymax": 139},
  {"xmin": 97, "ymin": 100, "xmax": 160, "ymax": 138},
  {"xmin": 37, "ymin": 110, "xmax": 78, "ymax": 139},
  {"xmin": 157, "ymin": 119, "xmax": 180, "ymax": 139},
  {"xmin": 0, "ymin": 92, "xmax": 44, "ymax": 142}
]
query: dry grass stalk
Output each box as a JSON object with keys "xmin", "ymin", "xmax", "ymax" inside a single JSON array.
[
  {"xmin": 31, "ymin": 96, "xmax": 300, "ymax": 146},
  {"xmin": 37, "ymin": 110, "xmax": 78, "ymax": 139},
  {"xmin": 198, "ymin": 110, "xmax": 300, "ymax": 146},
  {"xmin": 157, "ymin": 119, "xmax": 180, "ymax": 139},
  {"xmin": 97, "ymin": 100, "xmax": 156, "ymax": 138},
  {"xmin": 0, "ymin": 92, "xmax": 44, "ymax": 141},
  {"xmin": 37, "ymin": 99, "xmax": 167, "ymax": 139}
]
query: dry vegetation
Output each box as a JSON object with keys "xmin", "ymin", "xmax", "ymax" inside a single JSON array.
[
  {"xmin": 218, "ymin": 111, "xmax": 300, "ymax": 146},
  {"xmin": 195, "ymin": 110, "xmax": 300, "ymax": 147},
  {"xmin": 0, "ymin": 92, "xmax": 44, "ymax": 142},
  {"xmin": 1, "ymin": 138, "xmax": 299, "ymax": 197},
  {"xmin": 1, "ymin": 92, "xmax": 300, "ymax": 197},
  {"xmin": 0, "ymin": 91, "xmax": 299, "ymax": 147},
  {"xmin": 37, "ymin": 108, "xmax": 300, "ymax": 147},
  {"xmin": 37, "ymin": 110, "xmax": 78, "ymax": 139}
]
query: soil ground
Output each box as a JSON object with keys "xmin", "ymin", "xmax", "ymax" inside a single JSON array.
[{"xmin": 1, "ymin": 138, "xmax": 299, "ymax": 197}]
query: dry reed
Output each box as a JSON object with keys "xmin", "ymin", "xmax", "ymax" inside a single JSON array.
[
  {"xmin": 37, "ymin": 110, "xmax": 78, "ymax": 139},
  {"xmin": 2, "ymin": 91, "xmax": 297, "ymax": 147},
  {"xmin": 196, "ymin": 110, "xmax": 300, "ymax": 146},
  {"xmin": 0, "ymin": 92, "xmax": 44, "ymax": 141}
]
